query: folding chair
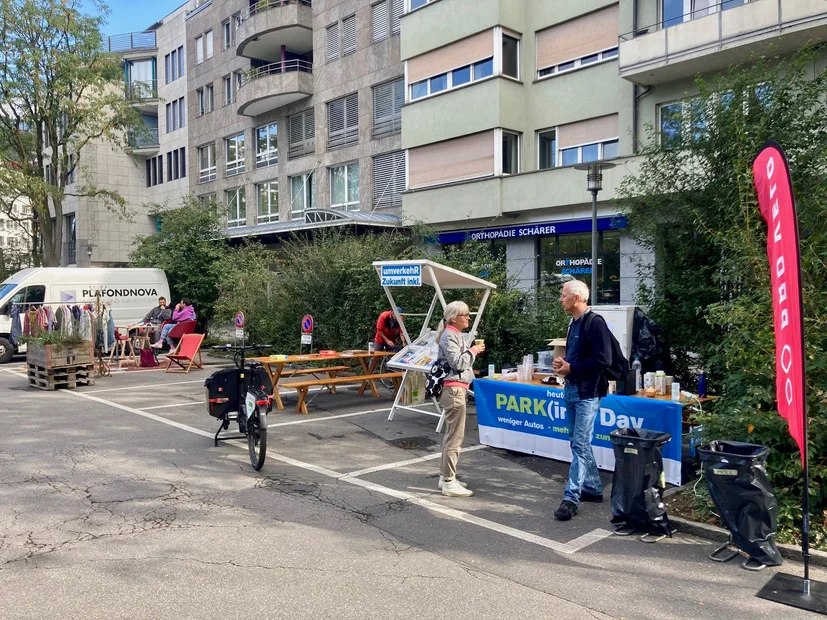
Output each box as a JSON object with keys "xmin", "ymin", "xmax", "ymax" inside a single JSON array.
[{"xmin": 165, "ymin": 333, "xmax": 205, "ymax": 374}]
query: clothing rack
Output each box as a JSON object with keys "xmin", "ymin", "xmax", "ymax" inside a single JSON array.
[{"xmin": 9, "ymin": 300, "xmax": 114, "ymax": 353}]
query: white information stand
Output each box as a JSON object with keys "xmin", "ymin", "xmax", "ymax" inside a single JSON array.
[{"xmin": 373, "ymin": 260, "xmax": 497, "ymax": 432}]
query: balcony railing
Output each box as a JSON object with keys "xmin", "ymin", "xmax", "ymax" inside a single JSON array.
[
  {"xmin": 125, "ymin": 80, "xmax": 158, "ymax": 101},
  {"xmin": 102, "ymin": 31, "xmax": 157, "ymax": 53},
  {"xmin": 238, "ymin": 0, "xmax": 312, "ymax": 23},
  {"xmin": 620, "ymin": 0, "xmax": 753, "ymax": 42},
  {"xmin": 239, "ymin": 60, "xmax": 313, "ymax": 87},
  {"xmin": 128, "ymin": 126, "xmax": 160, "ymax": 148}
]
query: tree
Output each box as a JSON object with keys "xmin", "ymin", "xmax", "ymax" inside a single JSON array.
[
  {"xmin": 617, "ymin": 47, "xmax": 827, "ymax": 540},
  {"xmin": 130, "ymin": 197, "xmax": 230, "ymax": 326},
  {"xmin": 0, "ymin": 0, "xmax": 142, "ymax": 266}
]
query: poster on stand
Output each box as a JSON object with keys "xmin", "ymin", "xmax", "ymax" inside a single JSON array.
[{"xmin": 387, "ymin": 330, "xmax": 476, "ymax": 373}]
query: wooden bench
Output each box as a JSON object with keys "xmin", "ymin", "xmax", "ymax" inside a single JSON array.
[
  {"xmin": 279, "ymin": 365, "xmax": 350, "ymax": 394},
  {"xmin": 288, "ymin": 372, "xmax": 403, "ymax": 414}
]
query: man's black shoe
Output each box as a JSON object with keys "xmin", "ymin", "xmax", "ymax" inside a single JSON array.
[
  {"xmin": 554, "ymin": 500, "xmax": 578, "ymax": 521},
  {"xmin": 581, "ymin": 492, "xmax": 604, "ymax": 503}
]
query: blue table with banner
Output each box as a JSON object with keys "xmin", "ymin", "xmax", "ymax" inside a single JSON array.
[{"xmin": 473, "ymin": 378, "xmax": 684, "ymax": 486}]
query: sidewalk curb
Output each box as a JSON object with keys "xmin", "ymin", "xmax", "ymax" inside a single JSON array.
[{"xmin": 665, "ymin": 485, "xmax": 827, "ymax": 567}]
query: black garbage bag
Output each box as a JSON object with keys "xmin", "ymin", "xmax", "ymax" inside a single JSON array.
[
  {"xmin": 610, "ymin": 428, "xmax": 673, "ymax": 535},
  {"xmin": 697, "ymin": 441, "xmax": 782, "ymax": 567},
  {"xmin": 631, "ymin": 307, "xmax": 665, "ymax": 370}
]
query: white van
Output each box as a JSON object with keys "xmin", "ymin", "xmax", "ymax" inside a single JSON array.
[{"xmin": 0, "ymin": 268, "xmax": 171, "ymax": 363}]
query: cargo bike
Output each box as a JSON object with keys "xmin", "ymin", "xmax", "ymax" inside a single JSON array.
[{"xmin": 205, "ymin": 344, "xmax": 274, "ymax": 470}]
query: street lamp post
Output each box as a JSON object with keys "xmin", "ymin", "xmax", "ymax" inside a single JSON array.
[{"xmin": 574, "ymin": 162, "xmax": 615, "ymax": 303}]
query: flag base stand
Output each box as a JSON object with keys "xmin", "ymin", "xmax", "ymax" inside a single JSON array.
[{"xmin": 757, "ymin": 573, "xmax": 827, "ymax": 615}]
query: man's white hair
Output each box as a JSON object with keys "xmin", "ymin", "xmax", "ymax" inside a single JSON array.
[{"xmin": 564, "ymin": 279, "xmax": 590, "ymax": 303}]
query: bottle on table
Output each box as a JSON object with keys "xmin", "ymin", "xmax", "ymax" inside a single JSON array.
[
  {"xmin": 632, "ymin": 356, "xmax": 642, "ymax": 392},
  {"xmin": 698, "ymin": 371, "xmax": 707, "ymax": 398}
]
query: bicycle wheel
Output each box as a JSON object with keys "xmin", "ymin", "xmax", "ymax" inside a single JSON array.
[
  {"xmin": 248, "ymin": 406, "xmax": 267, "ymax": 470},
  {"xmin": 379, "ymin": 356, "xmax": 395, "ymax": 390}
]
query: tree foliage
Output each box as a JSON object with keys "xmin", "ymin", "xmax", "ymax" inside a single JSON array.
[
  {"xmin": 130, "ymin": 197, "xmax": 228, "ymax": 326},
  {"xmin": 617, "ymin": 47, "xmax": 827, "ymax": 541},
  {"xmin": 0, "ymin": 0, "xmax": 142, "ymax": 266}
]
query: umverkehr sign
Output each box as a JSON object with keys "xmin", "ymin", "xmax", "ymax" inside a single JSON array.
[
  {"xmin": 437, "ymin": 216, "xmax": 626, "ymax": 244},
  {"xmin": 380, "ymin": 264, "xmax": 422, "ymax": 286}
]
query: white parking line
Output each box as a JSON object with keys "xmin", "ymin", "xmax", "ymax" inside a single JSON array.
[
  {"xmin": 341, "ymin": 444, "xmax": 487, "ymax": 478},
  {"xmin": 85, "ymin": 379, "xmax": 205, "ymax": 393},
  {"xmin": 141, "ymin": 402, "xmax": 204, "ymax": 410},
  {"xmin": 268, "ymin": 406, "xmax": 390, "ymax": 427},
  {"xmin": 60, "ymin": 387, "xmax": 610, "ymax": 556}
]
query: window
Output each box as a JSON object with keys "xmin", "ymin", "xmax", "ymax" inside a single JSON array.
[
  {"xmin": 342, "ymin": 16, "xmax": 356, "ymax": 56},
  {"xmin": 330, "ymin": 163, "xmax": 360, "ymax": 211},
  {"xmin": 256, "ymin": 122, "xmax": 278, "ymax": 168},
  {"xmin": 180, "ymin": 147, "xmax": 186, "ymax": 178},
  {"xmin": 197, "ymin": 88, "xmax": 205, "ymax": 116},
  {"xmin": 234, "ymin": 71, "xmax": 243, "ymax": 93},
  {"xmin": 502, "ymin": 35, "xmax": 519, "ymax": 79},
  {"xmin": 409, "ymin": 56, "xmax": 495, "ymax": 101},
  {"xmin": 205, "ymin": 84, "xmax": 214, "ymax": 113},
  {"xmin": 171, "ymin": 49, "xmax": 178, "ymax": 81},
  {"xmin": 257, "ymin": 181, "xmax": 279, "ymax": 223},
  {"xmin": 225, "ymin": 133, "xmax": 245, "ymax": 176},
  {"xmin": 205, "ymin": 30, "xmax": 214, "ymax": 59},
  {"xmin": 326, "ymin": 23, "xmax": 339, "ymax": 62},
  {"xmin": 67, "ymin": 154, "xmax": 76, "ymax": 184},
  {"xmin": 538, "ymin": 130, "xmax": 556, "ymax": 170},
  {"xmin": 410, "ymin": 0, "xmax": 432, "ymax": 9},
  {"xmin": 196, "ymin": 35, "xmax": 203, "ymax": 64},
  {"xmin": 288, "ymin": 109, "xmax": 315, "ymax": 159},
  {"xmin": 559, "ymin": 138, "xmax": 618, "ymax": 166},
  {"xmin": 328, "ymin": 93, "xmax": 359, "ymax": 150},
  {"xmin": 502, "ymin": 131, "xmax": 519, "ymax": 174},
  {"xmin": 171, "ymin": 99, "xmax": 179, "ymax": 130},
  {"xmin": 179, "ymin": 96, "xmax": 185, "ymax": 128},
  {"xmin": 223, "ymin": 20, "xmax": 231, "ymax": 49},
  {"xmin": 372, "ymin": 78, "xmax": 404, "ymax": 137},
  {"xmin": 373, "ymin": 151, "xmax": 406, "ymax": 208},
  {"xmin": 536, "ymin": 4, "xmax": 619, "ymax": 79},
  {"xmin": 165, "ymin": 147, "xmax": 186, "ymax": 181},
  {"xmin": 165, "ymin": 54, "xmax": 171, "ymax": 84},
  {"xmin": 372, "ymin": 0, "xmax": 402, "ymax": 42},
  {"xmin": 167, "ymin": 153, "xmax": 173, "ymax": 181},
  {"xmin": 658, "ymin": 98, "xmax": 710, "ymax": 146},
  {"xmin": 290, "ymin": 172, "xmax": 315, "ymax": 218},
  {"xmin": 198, "ymin": 143, "xmax": 216, "ymax": 183},
  {"xmin": 223, "ymin": 75, "xmax": 232, "ymax": 105},
  {"xmin": 65, "ymin": 214, "xmax": 76, "ymax": 264},
  {"xmin": 146, "ymin": 154, "xmax": 164, "ymax": 186},
  {"xmin": 538, "ymin": 230, "xmax": 620, "ymax": 303},
  {"xmin": 178, "ymin": 46, "xmax": 185, "ymax": 77},
  {"xmin": 226, "ymin": 187, "xmax": 246, "ymax": 228}
]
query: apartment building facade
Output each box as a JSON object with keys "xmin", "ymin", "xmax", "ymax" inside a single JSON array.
[
  {"xmin": 59, "ymin": 1, "xmax": 194, "ymax": 267},
  {"xmin": 185, "ymin": 0, "xmax": 405, "ymax": 239},
  {"xmin": 399, "ymin": 0, "xmax": 827, "ymax": 302}
]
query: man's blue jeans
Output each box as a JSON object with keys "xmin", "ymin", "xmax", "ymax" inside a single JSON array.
[{"xmin": 563, "ymin": 382, "xmax": 603, "ymax": 505}]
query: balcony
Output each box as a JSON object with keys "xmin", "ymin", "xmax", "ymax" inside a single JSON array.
[
  {"xmin": 237, "ymin": 60, "xmax": 313, "ymax": 116},
  {"xmin": 102, "ymin": 31, "xmax": 156, "ymax": 54},
  {"xmin": 127, "ymin": 126, "xmax": 160, "ymax": 156},
  {"xmin": 125, "ymin": 80, "xmax": 159, "ymax": 113},
  {"xmin": 237, "ymin": 0, "xmax": 313, "ymax": 63},
  {"xmin": 619, "ymin": 0, "xmax": 827, "ymax": 85}
]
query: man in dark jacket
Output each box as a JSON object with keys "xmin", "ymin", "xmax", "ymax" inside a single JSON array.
[
  {"xmin": 143, "ymin": 297, "xmax": 172, "ymax": 324},
  {"xmin": 552, "ymin": 280, "xmax": 612, "ymax": 521}
]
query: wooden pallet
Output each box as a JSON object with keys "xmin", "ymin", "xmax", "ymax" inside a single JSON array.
[{"xmin": 27, "ymin": 363, "xmax": 96, "ymax": 391}]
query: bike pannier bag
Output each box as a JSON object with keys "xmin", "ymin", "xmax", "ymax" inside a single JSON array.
[{"xmin": 205, "ymin": 368, "xmax": 240, "ymax": 419}]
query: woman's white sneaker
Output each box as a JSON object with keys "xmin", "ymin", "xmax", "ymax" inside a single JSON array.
[
  {"xmin": 441, "ymin": 479, "xmax": 473, "ymax": 497},
  {"xmin": 438, "ymin": 476, "xmax": 468, "ymax": 490}
]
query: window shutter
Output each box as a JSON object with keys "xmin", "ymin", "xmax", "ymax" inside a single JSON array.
[
  {"xmin": 373, "ymin": 79, "xmax": 403, "ymax": 137},
  {"xmin": 373, "ymin": 151, "xmax": 406, "ymax": 208},
  {"xmin": 326, "ymin": 23, "xmax": 339, "ymax": 62},
  {"xmin": 372, "ymin": 2, "xmax": 388, "ymax": 43},
  {"xmin": 328, "ymin": 99, "xmax": 345, "ymax": 140},
  {"xmin": 342, "ymin": 16, "xmax": 356, "ymax": 55},
  {"xmin": 290, "ymin": 109, "xmax": 315, "ymax": 159},
  {"xmin": 391, "ymin": 0, "xmax": 403, "ymax": 34}
]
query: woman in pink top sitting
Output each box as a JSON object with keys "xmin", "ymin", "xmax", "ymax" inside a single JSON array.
[{"xmin": 151, "ymin": 298, "xmax": 196, "ymax": 351}]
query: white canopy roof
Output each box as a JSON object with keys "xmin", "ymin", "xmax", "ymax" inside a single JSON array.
[{"xmin": 372, "ymin": 260, "xmax": 497, "ymax": 290}]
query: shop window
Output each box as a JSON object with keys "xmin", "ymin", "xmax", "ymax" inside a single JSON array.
[{"xmin": 538, "ymin": 230, "xmax": 620, "ymax": 304}]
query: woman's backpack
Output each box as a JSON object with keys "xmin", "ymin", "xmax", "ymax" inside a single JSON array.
[{"xmin": 425, "ymin": 360, "xmax": 451, "ymax": 399}]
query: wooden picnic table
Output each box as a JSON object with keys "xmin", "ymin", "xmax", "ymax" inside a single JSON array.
[{"xmin": 248, "ymin": 350, "xmax": 400, "ymax": 413}]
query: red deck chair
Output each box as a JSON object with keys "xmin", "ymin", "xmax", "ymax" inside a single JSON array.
[
  {"xmin": 165, "ymin": 333, "xmax": 204, "ymax": 374},
  {"xmin": 164, "ymin": 320, "xmax": 197, "ymax": 352}
]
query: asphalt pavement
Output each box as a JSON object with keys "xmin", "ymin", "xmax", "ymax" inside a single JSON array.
[{"xmin": 0, "ymin": 357, "xmax": 822, "ymax": 619}]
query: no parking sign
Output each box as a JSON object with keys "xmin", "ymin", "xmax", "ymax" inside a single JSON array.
[{"xmin": 301, "ymin": 315, "xmax": 313, "ymax": 346}]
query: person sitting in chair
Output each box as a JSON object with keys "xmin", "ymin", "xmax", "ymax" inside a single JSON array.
[
  {"xmin": 151, "ymin": 298, "xmax": 196, "ymax": 351},
  {"xmin": 138, "ymin": 296, "xmax": 172, "ymax": 341}
]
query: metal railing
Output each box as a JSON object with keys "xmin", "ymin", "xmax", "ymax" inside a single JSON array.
[
  {"xmin": 125, "ymin": 80, "xmax": 158, "ymax": 100},
  {"xmin": 102, "ymin": 31, "xmax": 157, "ymax": 53},
  {"xmin": 239, "ymin": 0, "xmax": 312, "ymax": 23},
  {"xmin": 620, "ymin": 0, "xmax": 753, "ymax": 42},
  {"xmin": 239, "ymin": 60, "xmax": 313, "ymax": 87},
  {"xmin": 128, "ymin": 126, "xmax": 159, "ymax": 148}
]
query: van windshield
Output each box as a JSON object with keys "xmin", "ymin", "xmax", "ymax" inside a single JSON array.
[{"xmin": 0, "ymin": 283, "xmax": 17, "ymax": 300}]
